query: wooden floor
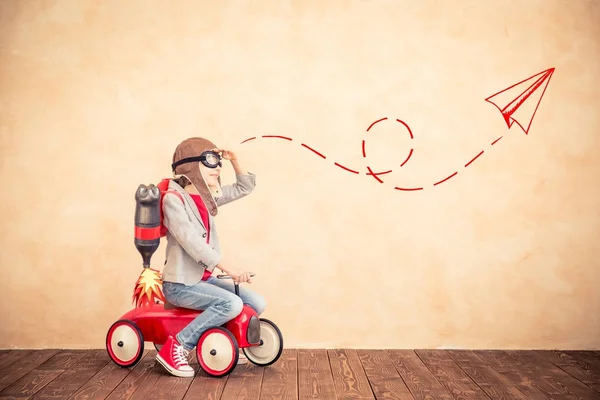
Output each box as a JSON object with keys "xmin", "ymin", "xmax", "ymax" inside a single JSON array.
[{"xmin": 0, "ymin": 349, "xmax": 599, "ymax": 399}]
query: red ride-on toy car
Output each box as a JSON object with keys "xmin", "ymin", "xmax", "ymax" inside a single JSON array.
[
  {"xmin": 105, "ymin": 182, "xmax": 283, "ymax": 377},
  {"xmin": 106, "ymin": 273, "xmax": 284, "ymax": 377}
]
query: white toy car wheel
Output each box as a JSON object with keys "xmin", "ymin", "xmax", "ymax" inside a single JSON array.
[
  {"xmin": 106, "ymin": 320, "xmax": 144, "ymax": 368},
  {"xmin": 242, "ymin": 318, "xmax": 283, "ymax": 366},
  {"xmin": 196, "ymin": 327, "xmax": 239, "ymax": 377}
]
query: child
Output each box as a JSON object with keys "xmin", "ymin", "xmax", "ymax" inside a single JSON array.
[{"xmin": 156, "ymin": 137, "xmax": 266, "ymax": 378}]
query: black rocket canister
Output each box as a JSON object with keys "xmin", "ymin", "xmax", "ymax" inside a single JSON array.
[{"xmin": 134, "ymin": 184, "xmax": 161, "ymax": 268}]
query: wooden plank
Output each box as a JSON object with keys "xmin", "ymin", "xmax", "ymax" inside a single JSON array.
[
  {"xmin": 505, "ymin": 350, "xmax": 600, "ymax": 400},
  {"xmin": 259, "ymin": 349, "xmax": 298, "ymax": 400},
  {"xmin": 386, "ymin": 350, "xmax": 452, "ymax": 400},
  {"xmin": 129, "ymin": 350, "xmax": 194, "ymax": 400},
  {"xmin": 357, "ymin": 350, "xmax": 404, "ymax": 378},
  {"xmin": 446, "ymin": 350, "xmax": 530, "ymax": 400},
  {"xmin": 106, "ymin": 350, "xmax": 161, "ymax": 400},
  {"xmin": 145, "ymin": 372, "xmax": 195, "ymax": 400},
  {"xmin": 482, "ymin": 349, "xmax": 594, "ymax": 400},
  {"xmin": 219, "ymin": 363, "xmax": 264, "ymax": 400},
  {"xmin": 297, "ymin": 349, "xmax": 336, "ymax": 400},
  {"xmin": 491, "ymin": 350, "xmax": 566, "ymax": 399},
  {"xmin": 0, "ymin": 351, "xmax": 86, "ymax": 399},
  {"xmin": 0, "ymin": 351, "xmax": 18, "ymax": 370},
  {"xmin": 0, "ymin": 350, "xmax": 60, "ymax": 392},
  {"xmin": 0, "ymin": 351, "xmax": 34, "ymax": 372},
  {"xmin": 478, "ymin": 350, "xmax": 567, "ymax": 399},
  {"xmin": 38, "ymin": 351, "xmax": 88, "ymax": 370},
  {"xmin": 0, "ymin": 370, "xmax": 64, "ymax": 400},
  {"xmin": 126, "ymin": 359, "xmax": 163, "ymax": 400},
  {"xmin": 182, "ymin": 371, "xmax": 229, "ymax": 400},
  {"xmin": 67, "ymin": 353, "xmax": 135, "ymax": 399},
  {"xmin": 534, "ymin": 350, "xmax": 600, "ymax": 393},
  {"xmin": 31, "ymin": 350, "xmax": 110, "ymax": 400},
  {"xmin": 328, "ymin": 349, "xmax": 374, "ymax": 400},
  {"xmin": 414, "ymin": 350, "xmax": 490, "ymax": 400},
  {"xmin": 0, "ymin": 393, "xmax": 29, "ymax": 399},
  {"xmin": 356, "ymin": 350, "xmax": 413, "ymax": 400},
  {"xmin": 563, "ymin": 351, "xmax": 600, "ymax": 371}
]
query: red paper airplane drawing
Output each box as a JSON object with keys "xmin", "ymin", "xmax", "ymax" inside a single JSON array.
[{"xmin": 485, "ymin": 67, "xmax": 555, "ymax": 135}]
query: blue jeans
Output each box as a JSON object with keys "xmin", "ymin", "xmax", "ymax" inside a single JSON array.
[{"xmin": 162, "ymin": 277, "xmax": 267, "ymax": 351}]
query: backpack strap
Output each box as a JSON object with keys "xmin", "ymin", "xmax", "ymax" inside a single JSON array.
[
  {"xmin": 157, "ymin": 179, "xmax": 184, "ymax": 204},
  {"xmin": 159, "ymin": 188, "xmax": 185, "ymax": 237},
  {"xmin": 164, "ymin": 190, "xmax": 184, "ymax": 204}
]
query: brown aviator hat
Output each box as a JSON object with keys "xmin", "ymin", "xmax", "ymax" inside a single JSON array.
[{"xmin": 171, "ymin": 137, "xmax": 223, "ymax": 216}]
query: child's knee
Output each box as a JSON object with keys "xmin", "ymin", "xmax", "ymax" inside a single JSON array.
[
  {"xmin": 253, "ymin": 294, "xmax": 267, "ymax": 315},
  {"xmin": 219, "ymin": 296, "xmax": 244, "ymax": 318}
]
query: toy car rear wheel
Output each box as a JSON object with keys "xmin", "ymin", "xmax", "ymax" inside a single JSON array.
[
  {"xmin": 196, "ymin": 327, "xmax": 239, "ymax": 378},
  {"xmin": 106, "ymin": 319, "xmax": 144, "ymax": 368},
  {"xmin": 242, "ymin": 318, "xmax": 283, "ymax": 367}
]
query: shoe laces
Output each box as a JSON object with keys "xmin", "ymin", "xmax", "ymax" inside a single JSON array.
[{"xmin": 173, "ymin": 344, "xmax": 190, "ymax": 367}]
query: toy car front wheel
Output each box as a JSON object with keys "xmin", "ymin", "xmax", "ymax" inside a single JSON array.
[
  {"xmin": 106, "ymin": 319, "xmax": 144, "ymax": 368},
  {"xmin": 196, "ymin": 327, "xmax": 239, "ymax": 378},
  {"xmin": 242, "ymin": 318, "xmax": 283, "ymax": 367}
]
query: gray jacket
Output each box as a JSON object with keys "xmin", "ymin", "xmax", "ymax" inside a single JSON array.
[{"xmin": 161, "ymin": 172, "xmax": 256, "ymax": 286}]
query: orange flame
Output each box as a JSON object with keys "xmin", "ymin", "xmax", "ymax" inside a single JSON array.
[{"xmin": 132, "ymin": 268, "xmax": 165, "ymax": 308}]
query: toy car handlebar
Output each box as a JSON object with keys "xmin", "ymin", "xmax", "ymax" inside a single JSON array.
[
  {"xmin": 217, "ymin": 273, "xmax": 256, "ymax": 296},
  {"xmin": 217, "ymin": 273, "xmax": 256, "ymax": 279}
]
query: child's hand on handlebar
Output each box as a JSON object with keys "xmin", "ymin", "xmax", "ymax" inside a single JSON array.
[
  {"xmin": 232, "ymin": 270, "xmax": 253, "ymax": 284},
  {"xmin": 216, "ymin": 262, "xmax": 253, "ymax": 283}
]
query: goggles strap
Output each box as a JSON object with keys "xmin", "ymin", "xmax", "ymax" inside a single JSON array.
[
  {"xmin": 171, "ymin": 152, "xmax": 222, "ymax": 171},
  {"xmin": 172, "ymin": 156, "xmax": 203, "ymax": 171}
]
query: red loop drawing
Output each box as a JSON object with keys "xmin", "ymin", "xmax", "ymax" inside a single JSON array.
[{"xmin": 362, "ymin": 117, "xmax": 415, "ymax": 183}]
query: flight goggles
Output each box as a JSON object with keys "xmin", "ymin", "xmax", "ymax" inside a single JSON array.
[{"xmin": 171, "ymin": 150, "xmax": 222, "ymax": 171}]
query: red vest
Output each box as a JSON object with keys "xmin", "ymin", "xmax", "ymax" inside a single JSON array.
[{"xmin": 189, "ymin": 194, "xmax": 212, "ymax": 281}]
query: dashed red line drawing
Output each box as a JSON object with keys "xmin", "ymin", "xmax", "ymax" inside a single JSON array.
[
  {"xmin": 400, "ymin": 148, "xmax": 413, "ymax": 167},
  {"xmin": 365, "ymin": 167, "xmax": 393, "ymax": 183},
  {"xmin": 397, "ymin": 119, "xmax": 414, "ymax": 139},
  {"xmin": 334, "ymin": 162, "xmax": 359, "ymax": 174},
  {"xmin": 485, "ymin": 67, "xmax": 555, "ymax": 135},
  {"xmin": 263, "ymin": 135, "xmax": 292, "ymax": 141},
  {"xmin": 240, "ymin": 67, "xmax": 555, "ymax": 192},
  {"xmin": 367, "ymin": 117, "xmax": 387, "ymax": 131},
  {"xmin": 395, "ymin": 186, "xmax": 423, "ymax": 191},
  {"xmin": 465, "ymin": 150, "xmax": 484, "ymax": 167},
  {"xmin": 366, "ymin": 166, "xmax": 384, "ymax": 183},
  {"xmin": 301, "ymin": 143, "xmax": 326, "ymax": 159},
  {"xmin": 366, "ymin": 169, "xmax": 392, "ymax": 177},
  {"xmin": 433, "ymin": 172, "xmax": 458, "ymax": 186}
]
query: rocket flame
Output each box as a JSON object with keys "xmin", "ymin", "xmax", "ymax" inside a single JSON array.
[{"xmin": 132, "ymin": 268, "xmax": 165, "ymax": 308}]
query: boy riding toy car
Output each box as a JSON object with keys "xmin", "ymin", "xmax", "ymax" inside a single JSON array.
[{"xmin": 105, "ymin": 180, "xmax": 283, "ymax": 377}]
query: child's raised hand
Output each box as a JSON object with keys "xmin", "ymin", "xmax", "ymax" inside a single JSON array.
[{"xmin": 211, "ymin": 148, "xmax": 237, "ymax": 161}]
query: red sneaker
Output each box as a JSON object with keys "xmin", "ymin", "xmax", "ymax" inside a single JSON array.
[{"xmin": 156, "ymin": 336, "xmax": 195, "ymax": 378}]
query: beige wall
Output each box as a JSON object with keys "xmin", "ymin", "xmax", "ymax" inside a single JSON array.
[{"xmin": 1, "ymin": 0, "xmax": 599, "ymax": 350}]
